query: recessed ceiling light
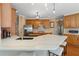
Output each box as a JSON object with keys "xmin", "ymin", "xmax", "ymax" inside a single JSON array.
[
  {"xmin": 45, "ymin": 3, "xmax": 47, "ymax": 7},
  {"xmin": 53, "ymin": 10, "xmax": 55, "ymax": 14},
  {"xmin": 32, "ymin": 3, "xmax": 34, "ymax": 5}
]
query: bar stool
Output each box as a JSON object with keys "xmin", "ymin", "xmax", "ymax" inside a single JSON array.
[
  {"xmin": 48, "ymin": 42, "xmax": 67, "ymax": 56},
  {"xmin": 60, "ymin": 42, "xmax": 67, "ymax": 47},
  {"xmin": 60, "ymin": 42, "xmax": 67, "ymax": 55},
  {"xmin": 48, "ymin": 47, "xmax": 64, "ymax": 56}
]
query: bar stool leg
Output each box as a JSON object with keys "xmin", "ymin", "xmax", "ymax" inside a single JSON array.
[{"xmin": 48, "ymin": 50, "xmax": 51, "ymax": 56}]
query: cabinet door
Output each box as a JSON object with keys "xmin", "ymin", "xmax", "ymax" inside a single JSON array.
[
  {"xmin": 65, "ymin": 34, "xmax": 79, "ymax": 45},
  {"xmin": 64, "ymin": 16, "xmax": 71, "ymax": 28},
  {"xmin": 70, "ymin": 15, "xmax": 76, "ymax": 28},
  {"xmin": 75, "ymin": 14, "xmax": 79, "ymax": 27},
  {"xmin": 42, "ymin": 20, "xmax": 50, "ymax": 28},
  {"xmin": 26, "ymin": 20, "xmax": 33, "ymax": 25},
  {"xmin": 70, "ymin": 35, "xmax": 79, "ymax": 45},
  {"xmin": 1, "ymin": 3, "xmax": 11, "ymax": 27},
  {"xmin": 34, "ymin": 20, "xmax": 40, "ymax": 28},
  {"xmin": 76, "ymin": 35, "xmax": 79, "ymax": 45},
  {"xmin": 11, "ymin": 8, "xmax": 16, "ymax": 35}
]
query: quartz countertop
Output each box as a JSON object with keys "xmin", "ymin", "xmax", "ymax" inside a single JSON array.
[{"xmin": 0, "ymin": 34, "xmax": 67, "ymax": 50}]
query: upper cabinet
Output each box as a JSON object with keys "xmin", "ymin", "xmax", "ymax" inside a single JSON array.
[
  {"xmin": 26, "ymin": 19, "xmax": 50, "ymax": 28},
  {"xmin": 42, "ymin": 19, "xmax": 50, "ymax": 28},
  {"xmin": 33, "ymin": 20, "xmax": 40, "ymax": 28},
  {"xmin": 64, "ymin": 15, "xmax": 71, "ymax": 28},
  {"xmin": 11, "ymin": 8, "xmax": 16, "ymax": 35},
  {"xmin": 26, "ymin": 19, "xmax": 34, "ymax": 25},
  {"xmin": 64, "ymin": 13, "xmax": 79, "ymax": 28},
  {"xmin": 70, "ymin": 15, "xmax": 76, "ymax": 28},
  {"xmin": 75, "ymin": 13, "xmax": 79, "ymax": 27},
  {"xmin": 0, "ymin": 3, "xmax": 17, "ymax": 35},
  {"xmin": 1, "ymin": 3, "xmax": 12, "ymax": 27},
  {"xmin": 26, "ymin": 19, "xmax": 41, "ymax": 28}
]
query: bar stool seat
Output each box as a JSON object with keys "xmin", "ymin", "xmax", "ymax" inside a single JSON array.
[
  {"xmin": 49, "ymin": 47, "xmax": 64, "ymax": 56},
  {"xmin": 60, "ymin": 42, "xmax": 67, "ymax": 47}
]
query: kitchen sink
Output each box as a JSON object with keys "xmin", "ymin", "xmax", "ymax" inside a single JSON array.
[{"xmin": 16, "ymin": 37, "xmax": 33, "ymax": 40}]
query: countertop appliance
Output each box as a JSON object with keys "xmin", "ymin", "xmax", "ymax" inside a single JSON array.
[
  {"xmin": 69, "ymin": 30, "xmax": 78, "ymax": 33},
  {"xmin": 24, "ymin": 25, "xmax": 33, "ymax": 33}
]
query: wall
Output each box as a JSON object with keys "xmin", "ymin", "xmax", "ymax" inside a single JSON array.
[{"xmin": 49, "ymin": 18, "xmax": 59, "ymax": 35}]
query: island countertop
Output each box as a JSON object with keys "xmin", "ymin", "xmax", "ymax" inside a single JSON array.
[{"xmin": 0, "ymin": 34, "xmax": 67, "ymax": 51}]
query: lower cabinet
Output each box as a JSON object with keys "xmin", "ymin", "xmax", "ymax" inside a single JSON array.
[
  {"xmin": 64, "ymin": 34, "xmax": 79, "ymax": 45},
  {"xmin": 66, "ymin": 43, "xmax": 79, "ymax": 56},
  {"xmin": 64, "ymin": 34, "xmax": 79, "ymax": 56}
]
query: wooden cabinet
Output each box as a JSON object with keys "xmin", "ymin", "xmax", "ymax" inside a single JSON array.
[
  {"xmin": 70, "ymin": 15, "xmax": 76, "ymax": 28},
  {"xmin": 64, "ymin": 34, "xmax": 79, "ymax": 56},
  {"xmin": 26, "ymin": 19, "xmax": 41, "ymax": 28},
  {"xmin": 42, "ymin": 20, "xmax": 50, "ymax": 28},
  {"xmin": 64, "ymin": 13, "xmax": 79, "ymax": 28},
  {"xmin": 26, "ymin": 20, "xmax": 34, "ymax": 25},
  {"xmin": 11, "ymin": 8, "xmax": 16, "ymax": 35},
  {"xmin": 64, "ymin": 34, "xmax": 79, "ymax": 45},
  {"xmin": 0, "ymin": 4, "xmax": 17, "ymax": 35},
  {"xmin": 64, "ymin": 16, "xmax": 71, "ymax": 28},
  {"xmin": 26, "ymin": 19, "xmax": 50, "ymax": 28},
  {"xmin": 75, "ymin": 13, "xmax": 79, "ymax": 27},
  {"xmin": 33, "ymin": 20, "xmax": 40, "ymax": 28},
  {"xmin": 66, "ymin": 43, "xmax": 79, "ymax": 56},
  {"xmin": 1, "ymin": 3, "xmax": 12, "ymax": 27}
]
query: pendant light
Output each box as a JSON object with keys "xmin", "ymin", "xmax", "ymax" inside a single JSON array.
[
  {"xmin": 53, "ymin": 3, "xmax": 55, "ymax": 14},
  {"xmin": 45, "ymin": 3, "xmax": 47, "ymax": 7},
  {"xmin": 36, "ymin": 10, "xmax": 40, "ymax": 18}
]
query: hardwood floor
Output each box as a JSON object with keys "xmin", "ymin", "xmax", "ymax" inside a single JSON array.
[{"xmin": 65, "ymin": 43, "xmax": 79, "ymax": 56}]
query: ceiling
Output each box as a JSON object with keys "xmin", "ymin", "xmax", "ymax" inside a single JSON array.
[{"xmin": 12, "ymin": 3, "xmax": 79, "ymax": 19}]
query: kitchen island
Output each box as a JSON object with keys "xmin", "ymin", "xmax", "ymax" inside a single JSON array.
[{"xmin": 0, "ymin": 34, "xmax": 67, "ymax": 56}]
